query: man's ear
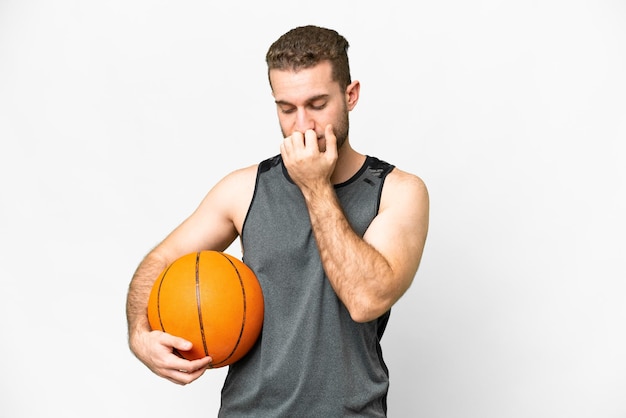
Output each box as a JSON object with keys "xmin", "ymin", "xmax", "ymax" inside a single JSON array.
[{"xmin": 345, "ymin": 80, "xmax": 360, "ymax": 111}]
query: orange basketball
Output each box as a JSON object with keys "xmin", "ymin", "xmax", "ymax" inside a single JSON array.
[{"xmin": 147, "ymin": 250, "xmax": 264, "ymax": 368}]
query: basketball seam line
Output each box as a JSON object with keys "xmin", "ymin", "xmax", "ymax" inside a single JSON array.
[
  {"xmin": 156, "ymin": 265, "xmax": 171, "ymax": 333},
  {"xmin": 157, "ymin": 265, "xmax": 184, "ymax": 359},
  {"xmin": 195, "ymin": 252, "xmax": 210, "ymax": 358},
  {"xmin": 212, "ymin": 253, "xmax": 247, "ymax": 367}
]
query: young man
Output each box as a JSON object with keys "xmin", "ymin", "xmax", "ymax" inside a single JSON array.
[{"xmin": 126, "ymin": 25, "xmax": 429, "ymax": 416}]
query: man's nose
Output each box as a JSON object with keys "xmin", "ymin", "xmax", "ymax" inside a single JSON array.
[{"xmin": 295, "ymin": 109, "xmax": 314, "ymax": 132}]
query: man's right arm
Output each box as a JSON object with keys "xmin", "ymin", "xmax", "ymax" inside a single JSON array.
[
  {"xmin": 125, "ymin": 164, "xmax": 257, "ymax": 385},
  {"xmin": 126, "ymin": 249, "xmax": 212, "ymax": 385}
]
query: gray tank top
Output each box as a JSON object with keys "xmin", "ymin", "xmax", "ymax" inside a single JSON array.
[{"xmin": 219, "ymin": 155, "xmax": 395, "ymax": 417}]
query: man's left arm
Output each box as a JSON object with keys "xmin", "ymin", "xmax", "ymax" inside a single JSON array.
[
  {"xmin": 303, "ymin": 169, "xmax": 429, "ymax": 322},
  {"xmin": 281, "ymin": 125, "xmax": 429, "ymax": 322}
]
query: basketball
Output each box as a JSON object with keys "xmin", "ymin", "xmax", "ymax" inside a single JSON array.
[{"xmin": 147, "ymin": 250, "xmax": 264, "ymax": 368}]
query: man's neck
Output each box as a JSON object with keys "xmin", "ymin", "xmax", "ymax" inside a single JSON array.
[{"xmin": 331, "ymin": 142, "xmax": 366, "ymax": 185}]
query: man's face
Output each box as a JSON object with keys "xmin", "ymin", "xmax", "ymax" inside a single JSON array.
[{"xmin": 270, "ymin": 61, "xmax": 350, "ymax": 152}]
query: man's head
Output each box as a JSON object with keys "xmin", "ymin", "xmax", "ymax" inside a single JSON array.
[
  {"xmin": 266, "ymin": 26, "xmax": 358, "ymax": 151},
  {"xmin": 266, "ymin": 25, "xmax": 351, "ymax": 93}
]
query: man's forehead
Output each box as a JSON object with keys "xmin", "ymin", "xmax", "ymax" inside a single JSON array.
[{"xmin": 270, "ymin": 62, "xmax": 338, "ymax": 101}]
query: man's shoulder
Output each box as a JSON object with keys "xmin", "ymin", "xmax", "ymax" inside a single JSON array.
[
  {"xmin": 220, "ymin": 155, "xmax": 282, "ymax": 190},
  {"xmin": 383, "ymin": 164, "xmax": 428, "ymax": 200},
  {"xmin": 223, "ymin": 163, "xmax": 259, "ymax": 183},
  {"xmin": 365, "ymin": 156, "xmax": 425, "ymax": 188}
]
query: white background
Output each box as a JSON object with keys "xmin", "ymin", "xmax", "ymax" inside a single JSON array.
[{"xmin": 1, "ymin": 1, "xmax": 625, "ymax": 417}]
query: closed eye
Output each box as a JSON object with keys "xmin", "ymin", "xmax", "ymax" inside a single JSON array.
[
  {"xmin": 278, "ymin": 105, "xmax": 296, "ymax": 114},
  {"xmin": 275, "ymin": 95, "xmax": 329, "ymax": 114},
  {"xmin": 310, "ymin": 102, "xmax": 327, "ymax": 111}
]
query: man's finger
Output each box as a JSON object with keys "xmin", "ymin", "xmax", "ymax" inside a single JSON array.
[
  {"xmin": 324, "ymin": 124, "xmax": 337, "ymax": 154},
  {"xmin": 304, "ymin": 129, "xmax": 318, "ymax": 150}
]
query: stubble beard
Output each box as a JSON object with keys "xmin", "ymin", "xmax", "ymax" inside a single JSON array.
[{"xmin": 333, "ymin": 107, "xmax": 349, "ymax": 151}]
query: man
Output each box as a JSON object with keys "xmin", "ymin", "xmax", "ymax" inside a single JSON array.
[{"xmin": 126, "ymin": 25, "xmax": 429, "ymax": 416}]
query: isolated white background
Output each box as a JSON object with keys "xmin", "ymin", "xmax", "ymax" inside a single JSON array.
[{"xmin": 1, "ymin": 1, "xmax": 625, "ymax": 417}]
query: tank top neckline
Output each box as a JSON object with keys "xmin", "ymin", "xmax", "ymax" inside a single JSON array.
[{"xmin": 279, "ymin": 155, "xmax": 373, "ymax": 188}]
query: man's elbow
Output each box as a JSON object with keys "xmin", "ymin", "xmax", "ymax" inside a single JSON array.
[{"xmin": 345, "ymin": 295, "xmax": 394, "ymax": 323}]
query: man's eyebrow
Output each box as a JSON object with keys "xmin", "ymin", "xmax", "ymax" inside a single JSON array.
[{"xmin": 274, "ymin": 94, "xmax": 330, "ymax": 106}]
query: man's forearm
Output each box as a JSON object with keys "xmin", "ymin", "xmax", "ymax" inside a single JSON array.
[
  {"xmin": 126, "ymin": 252, "xmax": 168, "ymax": 339},
  {"xmin": 302, "ymin": 184, "xmax": 393, "ymax": 322}
]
